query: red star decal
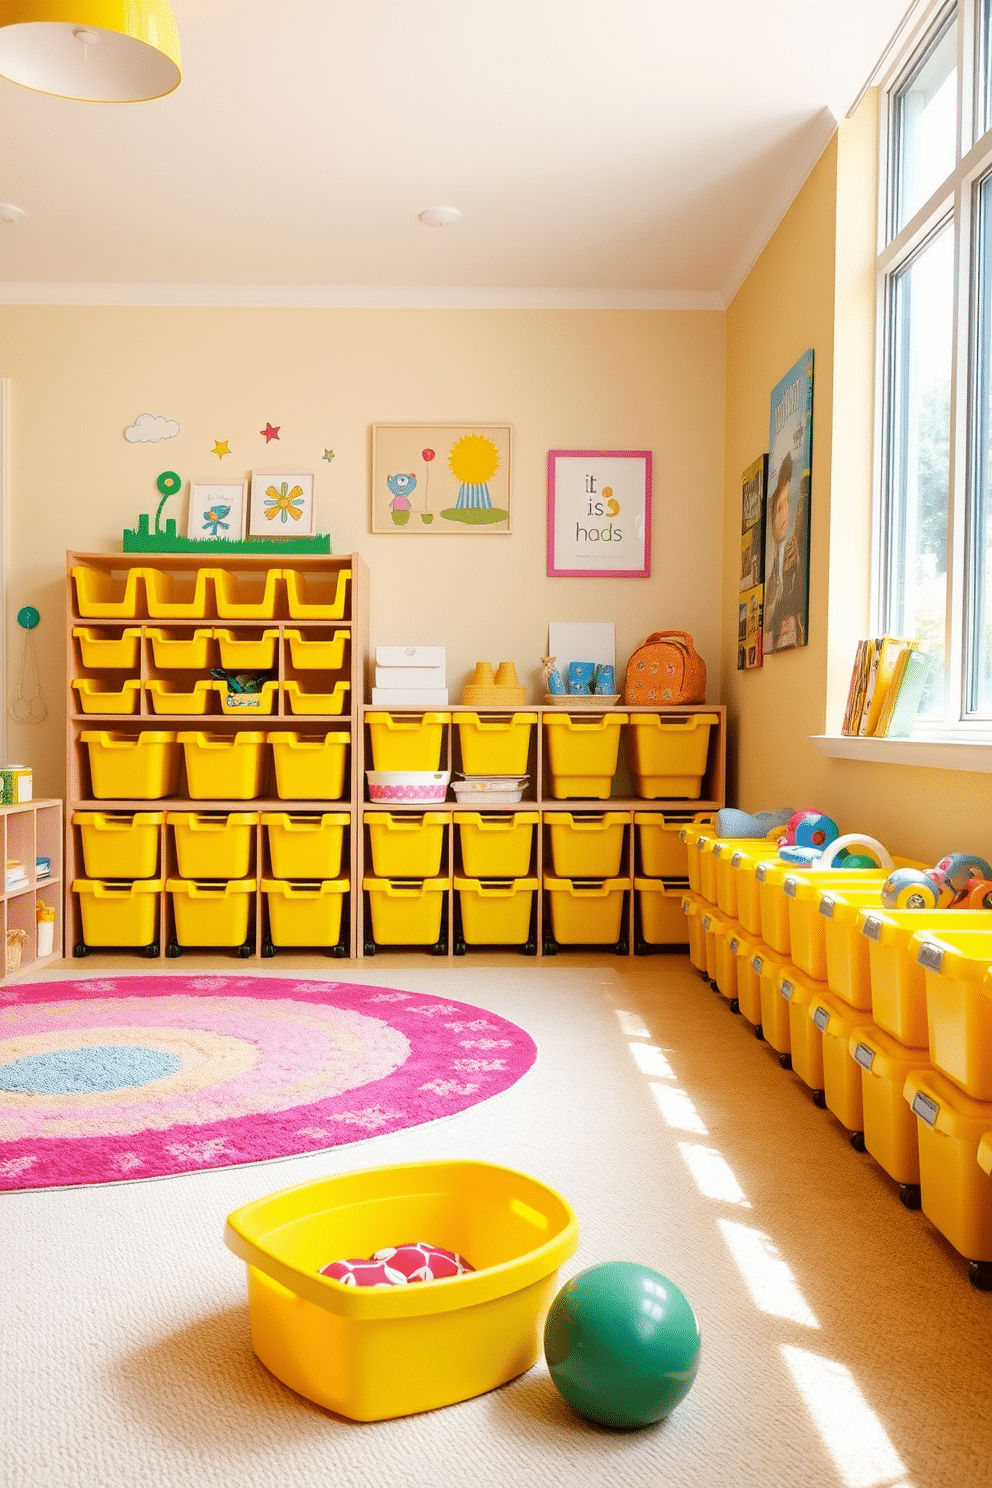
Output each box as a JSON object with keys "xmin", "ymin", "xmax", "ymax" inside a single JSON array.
[{"xmin": 260, "ymin": 422, "xmax": 280, "ymax": 442}]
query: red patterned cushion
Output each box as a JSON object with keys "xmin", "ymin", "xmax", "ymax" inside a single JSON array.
[{"xmin": 320, "ymin": 1241, "xmax": 474, "ymax": 1287}]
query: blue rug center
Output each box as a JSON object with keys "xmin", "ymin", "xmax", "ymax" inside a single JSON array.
[{"xmin": 0, "ymin": 1045, "xmax": 182, "ymax": 1095}]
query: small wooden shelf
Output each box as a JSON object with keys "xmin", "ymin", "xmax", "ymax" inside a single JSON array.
[{"xmin": 0, "ymin": 799, "xmax": 64, "ymax": 979}]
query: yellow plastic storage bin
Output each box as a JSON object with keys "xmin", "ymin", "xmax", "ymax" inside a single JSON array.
[
  {"xmin": 178, "ymin": 731, "xmax": 268, "ymax": 801},
  {"xmin": 860, "ymin": 908, "xmax": 992, "ymax": 1049},
  {"xmin": 636, "ymin": 812, "xmax": 711, "ymax": 880},
  {"xmin": 679, "ymin": 820, "xmax": 713, "ymax": 896},
  {"xmin": 283, "ymin": 629, "xmax": 348, "ymax": 670},
  {"xmin": 143, "ymin": 567, "xmax": 212, "ymax": 619},
  {"xmin": 850, "ymin": 1026, "xmax": 928, "ymax": 1188},
  {"xmin": 73, "ymin": 877, "xmax": 162, "ymax": 947},
  {"xmin": 699, "ymin": 907, "xmax": 721, "ymax": 983},
  {"xmin": 626, "ymin": 712, "xmax": 718, "ymax": 799},
  {"xmin": 168, "ymin": 877, "xmax": 256, "ymax": 947},
  {"xmin": 777, "ymin": 967, "xmax": 825, "ymax": 1094},
  {"xmin": 730, "ymin": 930, "xmax": 763, "ymax": 1026},
  {"xmin": 263, "ymin": 813, "xmax": 348, "ymax": 879},
  {"xmin": 818, "ymin": 888, "xmax": 883, "ymax": 1011},
  {"xmin": 82, "ymin": 730, "xmax": 180, "ymax": 800},
  {"xmin": 146, "ymin": 628, "xmax": 214, "ymax": 669},
  {"xmin": 363, "ymin": 877, "xmax": 448, "ymax": 946},
  {"xmin": 681, "ymin": 892, "xmax": 707, "ymax": 973},
  {"xmin": 711, "ymin": 915, "xmax": 739, "ymax": 1003},
  {"xmin": 214, "ymin": 680, "xmax": 279, "ymax": 716},
  {"xmin": 754, "ymin": 948, "xmax": 792, "ymax": 1055},
  {"xmin": 635, "ymin": 879, "xmax": 691, "ymax": 946},
  {"xmin": 915, "ymin": 931, "xmax": 992, "ymax": 1100},
  {"xmin": 455, "ymin": 713, "xmax": 536, "ymax": 776},
  {"xmin": 167, "ymin": 812, "xmax": 258, "ymax": 879},
  {"xmin": 753, "ymin": 859, "xmax": 795, "ymax": 955},
  {"xmin": 284, "ymin": 679, "xmax": 351, "ymax": 716},
  {"xmin": 269, "ymin": 731, "xmax": 349, "ymax": 801},
  {"xmin": 544, "ymin": 876, "xmax": 627, "ymax": 945},
  {"xmin": 263, "ymin": 878, "xmax": 349, "ymax": 947},
  {"xmin": 808, "ymin": 989, "xmax": 869, "ymax": 1132},
  {"xmin": 213, "ymin": 628, "xmax": 280, "ymax": 670},
  {"xmin": 366, "ymin": 811, "xmax": 448, "ymax": 878},
  {"xmin": 146, "ymin": 679, "xmax": 216, "ymax": 715},
  {"xmin": 543, "ymin": 712, "xmax": 628, "ymax": 800},
  {"xmin": 712, "ymin": 836, "xmax": 777, "ymax": 919},
  {"xmin": 905, "ymin": 1068, "xmax": 992, "ymax": 1266},
  {"xmin": 544, "ymin": 812, "xmax": 628, "ymax": 878},
  {"xmin": 728, "ymin": 846, "xmax": 776, "ymax": 936},
  {"xmin": 72, "ymin": 677, "xmax": 142, "ymax": 715},
  {"xmin": 73, "ymin": 811, "xmax": 163, "ymax": 879},
  {"xmin": 71, "ymin": 564, "xmax": 146, "ymax": 618},
  {"xmin": 784, "ymin": 874, "xmax": 892, "ymax": 982},
  {"xmin": 223, "ymin": 1159, "xmax": 578, "ymax": 1422},
  {"xmin": 284, "ymin": 567, "xmax": 351, "ymax": 619},
  {"xmin": 366, "ymin": 712, "xmax": 450, "ymax": 772},
  {"xmin": 455, "ymin": 877, "xmax": 538, "ymax": 946},
  {"xmin": 72, "ymin": 626, "xmax": 141, "ymax": 669},
  {"xmin": 210, "ymin": 567, "xmax": 283, "ymax": 619},
  {"xmin": 454, "ymin": 812, "xmax": 537, "ymax": 878}
]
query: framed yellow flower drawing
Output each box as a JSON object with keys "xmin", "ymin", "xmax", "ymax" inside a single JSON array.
[{"xmin": 249, "ymin": 471, "xmax": 316, "ymax": 538}]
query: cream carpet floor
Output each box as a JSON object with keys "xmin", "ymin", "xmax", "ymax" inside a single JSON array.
[{"xmin": 2, "ymin": 953, "xmax": 990, "ymax": 1488}]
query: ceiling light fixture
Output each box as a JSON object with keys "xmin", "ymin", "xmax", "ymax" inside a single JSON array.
[
  {"xmin": 0, "ymin": 1, "xmax": 182, "ymax": 102},
  {"xmin": 419, "ymin": 207, "xmax": 463, "ymax": 228},
  {"xmin": 0, "ymin": 202, "xmax": 27, "ymax": 224}
]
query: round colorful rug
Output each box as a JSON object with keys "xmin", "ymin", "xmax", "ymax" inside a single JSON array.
[{"xmin": 0, "ymin": 976, "xmax": 537, "ymax": 1191}]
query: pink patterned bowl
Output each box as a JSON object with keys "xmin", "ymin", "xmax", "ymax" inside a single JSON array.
[{"xmin": 367, "ymin": 771, "xmax": 450, "ymax": 803}]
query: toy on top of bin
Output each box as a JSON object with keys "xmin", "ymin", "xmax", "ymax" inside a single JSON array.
[{"xmin": 880, "ymin": 852, "xmax": 992, "ymax": 911}]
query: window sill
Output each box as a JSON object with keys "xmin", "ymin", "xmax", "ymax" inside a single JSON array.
[{"xmin": 810, "ymin": 734, "xmax": 992, "ymax": 774}]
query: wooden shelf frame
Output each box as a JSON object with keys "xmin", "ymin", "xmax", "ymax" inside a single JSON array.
[{"xmin": 0, "ymin": 799, "xmax": 64, "ymax": 978}]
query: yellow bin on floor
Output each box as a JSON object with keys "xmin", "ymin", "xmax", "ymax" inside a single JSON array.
[
  {"xmin": 263, "ymin": 878, "xmax": 349, "ymax": 947},
  {"xmin": 635, "ymin": 879, "xmax": 691, "ymax": 946},
  {"xmin": 455, "ymin": 713, "xmax": 535, "ymax": 776},
  {"xmin": 850, "ymin": 1027, "xmax": 929, "ymax": 1187},
  {"xmin": 915, "ymin": 931, "xmax": 992, "ymax": 1100},
  {"xmin": 819, "ymin": 888, "xmax": 881, "ymax": 1011},
  {"xmin": 544, "ymin": 876, "xmax": 627, "ymax": 944},
  {"xmin": 699, "ymin": 906, "xmax": 721, "ymax": 983},
  {"xmin": 729, "ymin": 846, "xmax": 777, "ymax": 937},
  {"xmin": 223, "ymin": 1160, "xmax": 579, "ymax": 1421},
  {"xmin": 626, "ymin": 712, "xmax": 718, "ymax": 798},
  {"xmin": 455, "ymin": 812, "xmax": 537, "ymax": 878},
  {"xmin": 808, "ymin": 989, "xmax": 870, "ymax": 1132},
  {"xmin": 712, "ymin": 837, "xmax": 778, "ymax": 920},
  {"xmin": 636, "ymin": 812, "xmax": 712, "ymax": 879},
  {"xmin": 681, "ymin": 893, "xmax": 707, "ymax": 973},
  {"xmin": 269, "ymin": 731, "xmax": 349, "ymax": 800},
  {"xmin": 905, "ymin": 1068, "xmax": 992, "ymax": 1265},
  {"xmin": 711, "ymin": 914, "xmax": 739, "ymax": 1003},
  {"xmin": 543, "ymin": 713, "xmax": 628, "ymax": 799},
  {"xmin": 777, "ymin": 965, "xmax": 824, "ymax": 1089},
  {"xmin": 784, "ymin": 875, "xmax": 889, "ymax": 981},
  {"xmin": 73, "ymin": 878, "xmax": 162, "ymax": 946},
  {"xmin": 167, "ymin": 812, "xmax": 258, "ymax": 879},
  {"xmin": 859, "ymin": 908, "xmax": 992, "ymax": 1049},
  {"xmin": 263, "ymin": 813, "xmax": 348, "ymax": 879},
  {"xmin": 363, "ymin": 877, "xmax": 449, "ymax": 945},
  {"xmin": 73, "ymin": 811, "xmax": 163, "ymax": 879},
  {"xmin": 753, "ymin": 947, "xmax": 792, "ymax": 1054},
  {"xmin": 168, "ymin": 878, "xmax": 256, "ymax": 946},
  {"xmin": 455, "ymin": 877, "xmax": 538, "ymax": 945},
  {"xmin": 366, "ymin": 712, "xmax": 451, "ymax": 772},
  {"xmin": 730, "ymin": 930, "xmax": 763, "ymax": 1026},
  {"xmin": 82, "ymin": 730, "xmax": 180, "ymax": 800},
  {"xmin": 366, "ymin": 812, "xmax": 449, "ymax": 878},
  {"xmin": 179, "ymin": 732, "xmax": 268, "ymax": 800},
  {"xmin": 680, "ymin": 820, "xmax": 714, "ymax": 896},
  {"xmin": 545, "ymin": 812, "xmax": 628, "ymax": 878}
]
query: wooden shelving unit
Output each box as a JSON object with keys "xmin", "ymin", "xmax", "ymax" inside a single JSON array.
[
  {"xmin": 0, "ymin": 799, "xmax": 63, "ymax": 978},
  {"xmin": 65, "ymin": 551, "xmax": 369, "ymax": 960}
]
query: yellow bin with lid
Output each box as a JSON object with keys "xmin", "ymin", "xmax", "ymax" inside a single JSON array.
[
  {"xmin": 915, "ymin": 931, "xmax": 992, "ymax": 1100},
  {"xmin": 455, "ymin": 877, "xmax": 538, "ymax": 945},
  {"xmin": 223, "ymin": 1159, "xmax": 578, "ymax": 1422},
  {"xmin": 681, "ymin": 893, "xmax": 707, "ymax": 973},
  {"xmin": 168, "ymin": 878, "xmax": 256, "ymax": 946},
  {"xmin": 636, "ymin": 812, "xmax": 711, "ymax": 879},
  {"xmin": 543, "ymin": 876, "xmax": 627, "ymax": 944},
  {"xmin": 635, "ymin": 879, "xmax": 691, "ymax": 946},
  {"xmin": 364, "ymin": 877, "xmax": 448, "ymax": 945},
  {"xmin": 455, "ymin": 713, "xmax": 535, "ymax": 777},
  {"xmin": 712, "ymin": 836, "xmax": 778, "ymax": 919},
  {"xmin": 544, "ymin": 811, "xmax": 628, "ymax": 878},
  {"xmin": 730, "ymin": 930, "xmax": 762, "ymax": 1026},
  {"xmin": 269, "ymin": 731, "xmax": 349, "ymax": 801},
  {"xmin": 367, "ymin": 712, "xmax": 450, "ymax": 772},
  {"xmin": 731, "ymin": 846, "xmax": 777, "ymax": 937},
  {"xmin": 784, "ymin": 874, "xmax": 894, "ymax": 981},
  {"xmin": 179, "ymin": 731, "xmax": 268, "ymax": 800},
  {"xmin": 626, "ymin": 712, "xmax": 718, "ymax": 798},
  {"xmin": 167, "ymin": 812, "xmax": 258, "ymax": 879},
  {"xmin": 850, "ymin": 1026, "xmax": 929, "ymax": 1188},
  {"xmin": 366, "ymin": 812, "xmax": 449, "ymax": 878},
  {"xmin": 73, "ymin": 878, "xmax": 162, "ymax": 946},
  {"xmin": 263, "ymin": 813, "xmax": 348, "ymax": 879},
  {"xmin": 754, "ymin": 947, "xmax": 792, "ymax": 1055},
  {"xmin": 905, "ymin": 1068, "xmax": 992, "ymax": 1267},
  {"xmin": 777, "ymin": 965, "xmax": 824, "ymax": 1089},
  {"xmin": 711, "ymin": 914, "xmax": 739, "ymax": 1003},
  {"xmin": 860, "ymin": 908, "xmax": 992, "ymax": 1049},
  {"xmin": 543, "ymin": 712, "xmax": 628, "ymax": 799},
  {"xmin": 455, "ymin": 812, "xmax": 536, "ymax": 878},
  {"xmin": 699, "ymin": 907, "xmax": 721, "ymax": 983},
  {"xmin": 808, "ymin": 989, "xmax": 870, "ymax": 1132},
  {"xmin": 73, "ymin": 810, "xmax": 163, "ymax": 879},
  {"xmin": 263, "ymin": 878, "xmax": 349, "ymax": 947},
  {"xmin": 82, "ymin": 730, "xmax": 180, "ymax": 800}
]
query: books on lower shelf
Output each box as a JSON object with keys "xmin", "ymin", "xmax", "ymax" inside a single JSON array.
[
  {"xmin": 6, "ymin": 859, "xmax": 28, "ymax": 891},
  {"xmin": 842, "ymin": 636, "xmax": 929, "ymax": 737}
]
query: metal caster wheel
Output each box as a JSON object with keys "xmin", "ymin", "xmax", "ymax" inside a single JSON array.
[
  {"xmin": 968, "ymin": 1259, "xmax": 992, "ymax": 1291},
  {"xmin": 899, "ymin": 1183, "xmax": 921, "ymax": 1210},
  {"xmin": 434, "ymin": 937, "xmax": 448, "ymax": 956},
  {"xmin": 615, "ymin": 939, "xmax": 628, "ymax": 956},
  {"xmin": 237, "ymin": 942, "xmax": 252, "ymax": 959},
  {"xmin": 332, "ymin": 942, "xmax": 347, "ymax": 959},
  {"xmin": 812, "ymin": 1088, "xmax": 827, "ymax": 1108},
  {"xmin": 454, "ymin": 940, "xmax": 467, "ymax": 956},
  {"xmin": 779, "ymin": 1053, "xmax": 792, "ymax": 1070},
  {"xmin": 144, "ymin": 942, "xmax": 159, "ymax": 959},
  {"xmin": 73, "ymin": 942, "xmax": 89, "ymax": 958},
  {"xmin": 364, "ymin": 940, "xmax": 376, "ymax": 957},
  {"xmin": 850, "ymin": 1130, "xmax": 866, "ymax": 1152},
  {"xmin": 261, "ymin": 941, "xmax": 276, "ymax": 959},
  {"xmin": 698, "ymin": 969, "xmax": 709, "ymax": 982},
  {"xmin": 754, "ymin": 1024, "xmax": 764, "ymax": 1041},
  {"xmin": 635, "ymin": 939, "xmax": 648, "ymax": 956},
  {"xmin": 166, "ymin": 941, "xmax": 181, "ymax": 958},
  {"xmin": 523, "ymin": 940, "xmax": 537, "ymax": 957},
  {"xmin": 544, "ymin": 939, "xmax": 558, "ymax": 956},
  {"xmin": 729, "ymin": 998, "xmax": 740, "ymax": 1014}
]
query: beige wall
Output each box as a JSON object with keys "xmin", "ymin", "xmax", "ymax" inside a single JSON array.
[
  {"xmin": 0, "ymin": 305, "xmax": 726, "ymax": 800},
  {"xmin": 723, "ymin": 97, "xmax": 988, "ymax": 865}
]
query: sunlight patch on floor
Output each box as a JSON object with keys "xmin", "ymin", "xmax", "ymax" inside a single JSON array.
[
  {"xmin": 677, "ymin": 1142, "xmax": 751, "ymax": 1206},
  {"xmin": 718, "ymin": 1219, "xmax": 820, "ymax": 1328},
  {"xmin": 781, "ymin": 1346, "xmax": 911, "ymax": 1488}
]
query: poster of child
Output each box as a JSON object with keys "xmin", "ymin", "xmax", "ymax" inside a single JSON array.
[{"xmin": 763, "ymin": 352, "xmax": 813, "ymax": 654}]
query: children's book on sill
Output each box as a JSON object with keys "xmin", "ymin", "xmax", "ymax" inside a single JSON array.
[{"xmin": 842, "ymin": 635, "xmax": 929, "ymax": 737}]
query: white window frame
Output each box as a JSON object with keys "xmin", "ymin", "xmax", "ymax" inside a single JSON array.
[{"xmin": 873, "ymin": 0, "xmax": 992, "ymax": 742}]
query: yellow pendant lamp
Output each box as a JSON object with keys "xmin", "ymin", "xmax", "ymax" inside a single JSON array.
[{"xmin": 0, "ymin": 0, "xmax": 181, "ymax": 101}]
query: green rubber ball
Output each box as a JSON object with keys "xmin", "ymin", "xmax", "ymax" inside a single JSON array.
[{"xmin": 544, "ymin": 1262, "xmax": 701, "ymax": 1429}]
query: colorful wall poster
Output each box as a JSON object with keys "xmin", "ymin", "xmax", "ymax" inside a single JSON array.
[
  {"xmin": 738, "ymin": 453, "xmax": 767, "ymax": 669},
  {"xmin": 371, "ymin": 424, "xmax": 512, "ymax": 533},
  {"xmin": 763, "ymin": 352, "xmax": 813, "ymax": 654}
]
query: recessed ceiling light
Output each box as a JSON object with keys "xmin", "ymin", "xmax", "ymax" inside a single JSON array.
[
  {"xmin": 419, "ymin": 207, "xmax": 462, "ymax": 228},
  {"xmin": 0, "ymin": 203, "xmax": 26, "ymax": 225}
]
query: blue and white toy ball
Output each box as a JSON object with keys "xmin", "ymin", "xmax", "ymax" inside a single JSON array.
[
  {"xmin": 880, "ymin": 867, "xmax": 940, "ymax": 910},
  {"xmin": 931, "ymin": 854, "xmax": 992, "ymax": 894}
]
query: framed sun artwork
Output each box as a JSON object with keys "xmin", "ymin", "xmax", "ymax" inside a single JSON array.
[
  {"xmin": 371, "ymin": 424, "xmax": 512, "ymax": 533},
  {"xmin": 249, "ymin": 471, "xmax": 316, "ymax": 537}
]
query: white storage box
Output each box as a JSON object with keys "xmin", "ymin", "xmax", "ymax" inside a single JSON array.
[
  {"xmin": 376, "ymin": 646, "xmax": 446, "ymax": 668},
  {"xmin": 372, "ymin": 688, "xmax": 449, "ymax": 705},
  {"xmin": 375, "ymin": 666, "xmax": 447, "ymax": 688}
]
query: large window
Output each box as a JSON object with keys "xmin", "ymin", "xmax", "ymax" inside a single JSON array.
[{"xmin": 878, "ymin": 0, "xmax": 992, "ymax": 729}]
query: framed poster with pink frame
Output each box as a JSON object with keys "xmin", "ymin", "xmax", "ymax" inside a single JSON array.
[{"xmin": 547, "ymin": 449, "xmax": 651, "ymax": 577}]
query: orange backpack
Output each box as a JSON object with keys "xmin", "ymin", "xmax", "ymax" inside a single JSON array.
[{"xmin": 624, "ymin": 631, "xmax": 707, "ymax": 705}]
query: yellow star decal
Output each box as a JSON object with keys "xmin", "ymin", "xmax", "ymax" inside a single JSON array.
[
  {"xmin": 212, "ymin": 440, "xmax": 231, "ymax": 459},
  {"xmin": 323, "ymin": 449, "xmax": 335, "ymax": 462}
]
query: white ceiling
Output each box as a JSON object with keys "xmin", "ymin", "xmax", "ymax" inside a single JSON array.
[{"xmin": 0, "ymin": 0, "xmax": 923, "ymax": 307}]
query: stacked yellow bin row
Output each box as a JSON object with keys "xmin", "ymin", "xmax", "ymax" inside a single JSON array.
[
  {"xmin": 72, "ymin": 564, "xmax": 351, "ymax": 621},
  {"xmin": 680, "ymin": 821, "xmax": 992, "ymax": 1289},
  {"xmin": 80, "ymin": 730, "xmax": 350, "ymax": 802}
]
